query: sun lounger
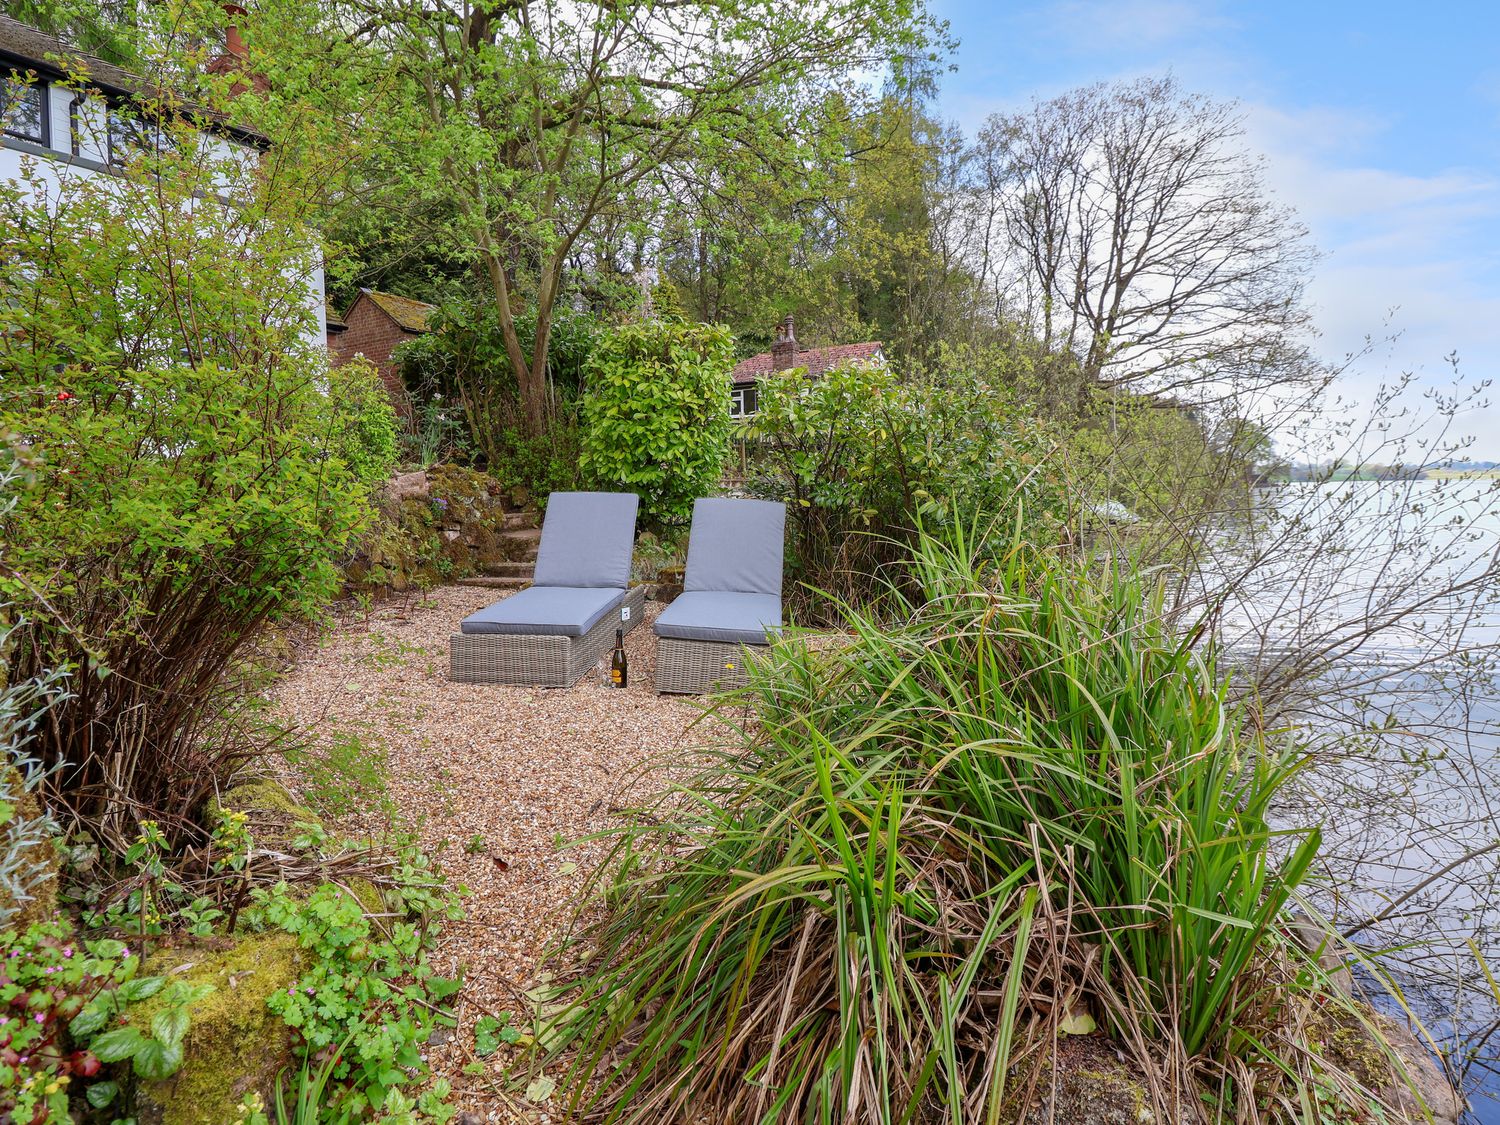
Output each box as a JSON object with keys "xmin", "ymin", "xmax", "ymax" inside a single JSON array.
[
  {"xmin": 449, "ymin": 491, "xmax": 644, "ymax": 687},
  {"xmin": 654, "ymin": 497, "xmax": 785, "ymax": 694}
]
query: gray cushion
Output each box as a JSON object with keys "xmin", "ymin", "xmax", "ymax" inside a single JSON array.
[
  {"xmin": 531, "ymin": 492, "xmax": 639, "ymax": 588},
  {"xmin": 682, "ymin": 498, "xmax": 786, "ymax": 596},
  {"xmin": 460, "ymin": 586, "xmax": 625, "ymax": 637},
  {"xmin": 653, "ymin": 591, "xmax": 781, "ymax": 645}
]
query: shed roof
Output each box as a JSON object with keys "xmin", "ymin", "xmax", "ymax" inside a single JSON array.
[{"xmin": 359, "ymin": 289, "xmax": 436, "ymax": 334}]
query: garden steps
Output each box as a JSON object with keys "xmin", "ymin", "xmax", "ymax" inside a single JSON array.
[
  {"xmin": 502, "ymin": 510, "xmax": 540, "ymax": 530},
  {"xmin": 496, "ymin": 527, "xmax": 542, "ymax": 549},
  {"xmin": 456, "ymin": 576, "xmax": 530, "ymax": 590},
  {"xmin": 476, "ymin": 560, "xmax": 535, "ymax": 580}
]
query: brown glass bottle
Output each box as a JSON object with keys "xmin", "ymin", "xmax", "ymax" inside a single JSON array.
[{"xmin": 610, "ymin": 628, "xmax": 628, "ymax": 688}]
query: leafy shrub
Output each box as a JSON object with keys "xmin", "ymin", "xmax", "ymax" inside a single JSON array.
[
  {"xmin": 0, "ymin": 457, "xmax": 67, "ymax": 930},
  {"xmin": 487, "ymin": 413, "xmax": 584, "ymax": 503},
  {"xmin": 745, "ymin": 362, "xmax": 1063, "ymax": 613},
  {"xmin": 0, "ymin": 118, "xmax": 381, "ymax": 855},
  {"xmin": 249, "ymin": 836, "xmax": 463, "ymax": 1118},
  {"xmin": 580, "ymin": 320, "xmax": 735, "ymax": 528},
  {"xmin": 543, "ymin": 528, "xmax": 1353, "ymax": 1121},
  {"xmin": 330, "ymin": 359, "xmax": 402, "ymax": 488}
]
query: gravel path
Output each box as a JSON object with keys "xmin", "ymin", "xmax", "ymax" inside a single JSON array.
[{"xmin": 268, "ymin": 585, "xmax": 728, "ymax": 1119}]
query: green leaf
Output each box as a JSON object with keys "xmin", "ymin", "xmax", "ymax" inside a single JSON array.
[
  {"xmin": 117, "ymin": 975, "xmax": 167, "ymax": 1002},
  {"xmin": 132, "ymin": 1037, "xmax": 184, "ymax": 1081},
  {"xmin": 90, "ymin": 1025, "xmax": 146, "ymax": 1062},
  {"xmin": 70, "ymin": 1004, "xmax": 111, "ymax": 1038},
  {"xmin": 151, "ymin": 1006, "xmax": 190, "ymax": 1047},
  {"xmin": 86, "ymin": 1080, "xmax": 121, "ymax": 1108}
]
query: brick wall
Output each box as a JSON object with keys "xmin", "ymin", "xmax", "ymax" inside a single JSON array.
[{"xmin": 331, "ymin": 297, "xmax": 414, "ymax": 418}]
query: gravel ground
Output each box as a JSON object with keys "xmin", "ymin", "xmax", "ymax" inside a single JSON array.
[{"xmin": 267, "ymin": 585, "xmax": 730, "ymax": 1119}]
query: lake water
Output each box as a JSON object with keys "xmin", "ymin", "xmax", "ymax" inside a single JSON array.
[{"xmin": 1194, "ymin": 479, "xmax": 1500, "ymax": 1120}]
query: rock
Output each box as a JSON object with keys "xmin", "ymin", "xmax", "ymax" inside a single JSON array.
[
  {"xmin": 132, "ymin": 932, "xmax": 307, "ymax": 1125},
  {"xmin": 1287, "ymin": 914, "xmax": 1354, "ymax": 995},
  {"xmin": 1010, "ymin": 1038, "xmax": 1190, "ymax": 1125},
  {"xmin": 346, "ymin": 464, "xmax": 537, "ymax": 596},
  {"xmin": 650, "ymin": 583, "xmax": 683, "ymax": 604},
  {"xmin": 1315, "ymin": 1003, "xmax": 1467, "ymax": 1125},
  {"xmin": 382, "ymin": 470, "xmax": 431, "ymax": 504}
]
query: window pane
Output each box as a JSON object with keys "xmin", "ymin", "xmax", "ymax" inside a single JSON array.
[
  {"xmin": 2, "ymin": 78, "xmax": 45, "ymax": 143},
  {"xmin": 107, "ymin": 107, "xmax": 181, "ymax": 167}
]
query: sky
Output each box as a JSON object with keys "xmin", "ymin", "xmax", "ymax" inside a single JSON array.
[{"xmin": 929, "ymin": 0, "xmax": 1500, "ymax": 456}]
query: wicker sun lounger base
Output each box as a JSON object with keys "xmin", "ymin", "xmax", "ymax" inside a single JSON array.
[
  {"xmin": 655, "ymin": 635, "xmax": 768, "ymax": 694},
  {"xmin": 449, "ymin": 585, "xmax": 646, "ymax": 688}
]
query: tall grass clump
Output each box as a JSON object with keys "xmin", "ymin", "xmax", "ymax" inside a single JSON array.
[{"xmin": 541, "ymin": 524, "xmax": 1392, "ymax": 1123}]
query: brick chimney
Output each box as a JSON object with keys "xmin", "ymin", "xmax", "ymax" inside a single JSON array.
[
  {"xmin": 770, "ymin": 315, "xmax": 797, "ymax": 371},
  {"xmin": 208, "ymin": 4, "xmax": 271, "ymax": 95}
]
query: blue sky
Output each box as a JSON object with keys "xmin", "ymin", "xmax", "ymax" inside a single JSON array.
[{"xmin": 929, "ymin": 0, "xmax": 1500, "ymax": 454}]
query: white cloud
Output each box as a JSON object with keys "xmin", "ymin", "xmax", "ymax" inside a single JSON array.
[
  {"xmin": 1241, "ymin": 101, "xmax": 1500, "ymax": 447},
  {"xmin": 1034, "ymin": 0, "xmax": 1233, "ymax": 54}
]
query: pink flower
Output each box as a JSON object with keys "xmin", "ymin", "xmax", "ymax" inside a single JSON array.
[{"xmin": 32, "ymin": 1013, "xmax": 43, "ymax": 1025}]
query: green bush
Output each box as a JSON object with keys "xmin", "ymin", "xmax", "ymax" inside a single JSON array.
[
  {"xmin": 330, "ymin": 359, "xmax": 402, "ymax": 488},
  {"xmin": 397, "ymin": 302, "xmax": 597, "ymax": 471},
  {"xmin": 0, "ymin": 118, "xmax": 379, "ymax": 855},
  {"xmin": 580, "ymin": 320, "xmax": 735, "ymax": 528},
  {"xmin": 541, "ymin": 526, "xmax": 1345, "ymax": 1122},
  {"xmin": 746, "ymin": 362, "xmax": 1063, "ymax": 613}
]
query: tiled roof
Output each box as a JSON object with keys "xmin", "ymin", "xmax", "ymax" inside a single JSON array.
[
  {"xmin": 730, "ymin": 341, "xmax": 883, "ymax": 384},
  {"xmin": 361, "ymin": 289, "xmax": 436, "ymax": 333},
  {"xmin": 0, "ymin": 16, "xmax": 268, "ymax": 146}
]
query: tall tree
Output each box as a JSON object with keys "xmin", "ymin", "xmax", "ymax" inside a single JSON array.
[
  {"xmin": 969, "ymin": 76, "xmax": 1318, "ymax": 401},
  {"xmin": 344, "ymin": 0, "xmax": 936, "ymax": 434}
]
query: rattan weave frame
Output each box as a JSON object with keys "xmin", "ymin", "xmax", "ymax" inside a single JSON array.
[
  {"xmin": 654, "ymin": 634, "xmax": 768, "ymax": 694},
  {"xmin": 449, "ymin": 585, "xmax": 646, "ymax": 687}
]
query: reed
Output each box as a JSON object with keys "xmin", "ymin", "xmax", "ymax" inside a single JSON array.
[{"xmin": 544, "ymin": 523, "xmax": 1377, "ymax": 1123}]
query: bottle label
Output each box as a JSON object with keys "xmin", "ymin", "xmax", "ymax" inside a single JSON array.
[{"xmin": 611, "ymin": 669, "xmax": 622, "ymax": 685}]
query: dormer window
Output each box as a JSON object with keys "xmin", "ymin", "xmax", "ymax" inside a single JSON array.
[
  {"xmin": 2, "ymin": 75, "xmax": 46, "ymax": 145},
  {"xmin": 106, "ymin": 106, "xmax": 181, "ymax": 168}
]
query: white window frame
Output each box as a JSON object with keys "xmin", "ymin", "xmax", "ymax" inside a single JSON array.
[{"xmin": 730, "ymin": 383, "xmax": 758, "ymax": 419}]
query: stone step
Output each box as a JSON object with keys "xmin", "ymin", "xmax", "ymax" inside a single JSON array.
[
  {"xmin": 477, "ymin": 560, "xmax": 535, "ymax": 579},
  {"xmin": 456, "ymin": 576, "xmax": 529, "ymax": 590},
  {"xmin": 503, "ymin": 510, "xmax": 540, "ymax": 530},
  {"xmin": 497, "ymin": 527, "xmax": 542, "ymax": 549}
]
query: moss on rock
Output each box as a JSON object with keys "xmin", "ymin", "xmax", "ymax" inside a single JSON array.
[
  {"xmin": 345, "ymin": 465, "xmax": 527, "ymax": 594},
  {"xmin": 0, "ymin": 772, "xmax": 59, "ymax": 930},
  {"xmin": 221, "ymin": 779, "xmax": 315, "ymax": 822},
  {"xmin": 131, "ymin": 932, "xmax": 307, "ymax": 1125}
]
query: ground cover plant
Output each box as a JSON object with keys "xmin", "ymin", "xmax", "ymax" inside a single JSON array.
[{"xmin": 541, "ymin": 525, "xmax": 1408, "ymax": 1123}]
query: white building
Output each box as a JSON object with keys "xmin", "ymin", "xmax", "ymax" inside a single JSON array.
[{"xmin": 0, "ymin": 15, "xmax": 328, "ymax": 342}]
